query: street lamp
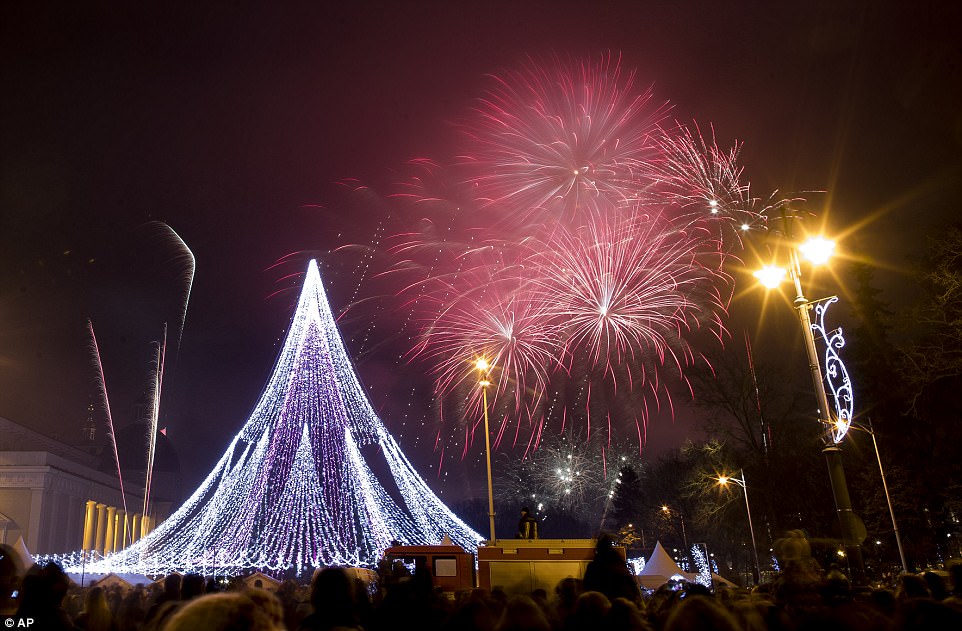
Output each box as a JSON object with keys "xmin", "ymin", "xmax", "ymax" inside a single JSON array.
[
  {"xmin": 718, "ymin": 470, "xmax": 761, "ymax": 585},
  {"xmin": 850, "ymin": 419, "xmax": 909, "ymax": 574},
  {"xmin": 753, "ymin": 214, "xmax": 865, "ymax": 581},
  {"xmin": 660, "ymin": 504, "xmax": 689, "ymax": 555},
  {"xmin": 477, "ymin": 358, "xmax": 497, "ymax": 544}
]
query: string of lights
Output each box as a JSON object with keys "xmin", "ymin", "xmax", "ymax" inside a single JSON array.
[{"xmin": 54, "ymin": 260, "xmax": 481, "ymax": 575}]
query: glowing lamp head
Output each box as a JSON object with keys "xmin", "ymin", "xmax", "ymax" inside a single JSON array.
[
  {"xmin": 661, "ymin": 505, "xmax": 669, "ymax": 513},
  {"xmin": 718, "ymin": 476, "xmax": 730, "ymax": 486},
  {"xmin": 799, "ymin": 237, "xmax": 835, "ymax": 265},
  {"xmin": 740, "ymin": 223, "xmax": 751, "ymax": 232},
  {"xmin": 754, "ymin": 265, "xmax": 787, "ymax": 289},
  {"xmin": 475, "ymin": 358, "xmax": 490, "ymax": 372}
]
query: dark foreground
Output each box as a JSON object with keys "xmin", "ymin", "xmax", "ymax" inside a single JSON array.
[{"xmin": 3, "ymin": 556, "xmax": 962, "ymax": 631}]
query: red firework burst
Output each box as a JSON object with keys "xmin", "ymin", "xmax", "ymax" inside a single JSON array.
[
  {"xmin": 460, "ymin": 53, "xmax": 667, "ymax": 222},
  {"xmin": 359, "ymin": 55, "xmax": 770, "ymax": 459}
]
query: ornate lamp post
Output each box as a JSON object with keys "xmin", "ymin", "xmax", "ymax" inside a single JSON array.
[{"xmin": 753, "ymin": 212, "xmax": 865, "ymax": 581}]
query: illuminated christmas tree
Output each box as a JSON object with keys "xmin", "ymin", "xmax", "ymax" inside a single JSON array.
[{"xmin": 82, "ymin": 259, "xmax": 481, "ymax": 575}]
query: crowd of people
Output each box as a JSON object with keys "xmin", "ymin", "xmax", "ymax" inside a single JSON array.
[{"xmin": 3, "ymin": 540, "xmax": 962, "ymax": 631}]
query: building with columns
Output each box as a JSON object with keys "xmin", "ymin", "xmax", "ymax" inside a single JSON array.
[{"xmin": 0, "ymin": 416, "xmax": 171, "ymax": 555}]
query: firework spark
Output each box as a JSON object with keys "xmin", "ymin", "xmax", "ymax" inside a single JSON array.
[
  {"xmin": 86, "ymin": 320, "xmax": 127, "ymax": 516},
  {"xmin": 145, "ymin": 222, "xmax": 195, "ymax": 352},
  {"xmin": 143, "ymin": 324, "xmax": 167, "ymax": 521}
]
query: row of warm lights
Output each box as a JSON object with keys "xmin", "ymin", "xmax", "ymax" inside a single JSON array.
[{"xmin": 753, "ymin": 236, "xmax": 836, "ymax": 288}]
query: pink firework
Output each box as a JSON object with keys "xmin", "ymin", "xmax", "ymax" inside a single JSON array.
[
  {"xmin": 460, "ymin": 53, "xmax": 667, "ymax": 223},
  {"xmin": 417, "ymin": 277, "xmax": 561, "ymax": 413},
  {"xmin": 529, "ymin": 209, "xmax": 732, "ymax": 383},
  {"xmin": 355, "ymin": 55, "xmax": 767, "ymax": 459}
]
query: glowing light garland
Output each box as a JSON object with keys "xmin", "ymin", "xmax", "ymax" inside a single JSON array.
[
  {"xmin": 55, "ymin": 260, "xmax": 482, "ymax": 575},
  {"xmin": 811, "ymin": 297, "xmax": 854, "ymax": 443},
  {"xmin": 690, "ymin": 544, "xmax": 711, "ymax": 587},
  {"xmin": 628, "ymin": 556, "xmax": 646, "ymax": 575}
]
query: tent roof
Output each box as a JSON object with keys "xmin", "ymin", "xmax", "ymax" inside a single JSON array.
[
  {"xmin": 11, "ymin": 536, "xmax": 34, "ymax": 572},
  {"xmin": 639, "ymin": 541, "xmax": 684, "ymax": 578}
]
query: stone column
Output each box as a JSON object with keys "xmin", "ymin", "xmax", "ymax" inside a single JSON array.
[
  {"xmin": 82, "ymin": 500, "xmax": 97, "ymax": 552},
  {"xmin": 114, "ymin": 510, "xmax": 126, "ymax": 550},
  {"xmin": 131, "ymin": 513, "xmax": 141, "ymax": 543},
  {"xmin": 94, "ymin": 503, "xmax": 107, "ymax": 555},
  {"xmin": 104, "ymin": 506, "xmax": 116, "ymax": 555}
]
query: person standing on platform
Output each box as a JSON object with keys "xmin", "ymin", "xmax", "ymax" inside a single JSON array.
[{"xmin": 517, "ymin": 507, "xmax": 539, "ymax": 539}]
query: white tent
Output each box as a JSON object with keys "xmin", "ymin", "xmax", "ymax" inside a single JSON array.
[
  {"xmin": 638, "ymin": 541, "xmax": 686, "ymax": 588},
  {"xmin": 637, "ymin": 541, "xmax": 739, "ymax": 589},
  {"xmin": 11, "ymin": 536, "xmax": 34, "ymax": 571}
]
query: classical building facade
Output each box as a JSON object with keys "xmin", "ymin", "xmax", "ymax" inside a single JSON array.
[{"xmin": 0, "ymin": 416, "xmax": 170, "ymax": 555}]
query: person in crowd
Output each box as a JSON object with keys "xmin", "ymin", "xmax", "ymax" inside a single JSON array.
[
  {"xmin": 895, "ymin": 573, "xmax": 931, "ymax": 601},
  {"xmin": 920, "ymin": 570, "xmax": 948, "ymax": 601},
  {"xmin": 606, "ymin": 596, "xmax": 651, "ymax": 631},
  {"xmin": 15, "ymin": 561, "xmax": 77, "ymax": 631},
  {"xmin": 496, "ymin": 594, "xmax": 551, "ymax": 631},
  {"xmin": 75, "ymin": 586, "xmax": 117, "ymax": 631},
  {"xmin": 552, "ymin": 577, "xmax": 583, "ymax": 623},
  {"xmin": 517, "ymin": 508, "xmax": 539, "ymax": 540},
  {"xmin": 144, "ymin": 573, "xmax": 183, "ymax": 629},
  {"xmin": 0, "ymin": 544, "xmax": 21, "ymax": 617},
  {"xmin": 565, "ymin": 591, "xmax": 611, "ymax": 631},
  {"xmin": 297, "ymin": 567, "xmax": 363, "ymax": 631},
  {"xmin": 945, "ymin": 560, "xmax": 962, "ymax": 610},
  {"xmin": 582, "ymin": 534, "xmax": 640, "ymax": 604},
  {"xmin": 161, "ymin": 591, "xmax": 283, "ymax": 631},
  {"xmin": 180, "ymin": 573, "xmax": 206, "ymax": 601},
  {"xmin": 116, "ymin": 587, "xmax": 148, "ymax": 631},
  {"xmin": 665, "ymin": 594, "xmax": 741, "ymax": 631},
  {"xmin": 246, "ymin": 588, "xmax": 286, "ymax": 630}
]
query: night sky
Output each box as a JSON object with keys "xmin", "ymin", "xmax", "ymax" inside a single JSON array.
[{"xmin": 2, "ymin": 1, "xmax": 960, "ymax": 502}]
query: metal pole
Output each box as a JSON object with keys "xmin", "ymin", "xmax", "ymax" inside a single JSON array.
[
  {"xmin": 869, "ymin": 419, "xmax": 908, "ymax": 573},
  {"xmin": 787, "ymin": 243, "xmax": 865, "ymax": 582},
  {"xmin": 740, "ymin": 470, "xmax": 762, "ymax": 585},
  {"xmin": 482, "ymin": 384, "xmax": 497, "ymax": 544}
]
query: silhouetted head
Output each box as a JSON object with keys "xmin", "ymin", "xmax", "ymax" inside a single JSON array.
[
  {"xmin": 162, "ymin": 592, "xmax": 282, "ymax": 631},
  {"xmin": 163, "ymin": 573, "xmax": 183, "ymax": 598},
  {"xmin": 310, "ymin": 567, "xmax": 358, "ymax": 626}
]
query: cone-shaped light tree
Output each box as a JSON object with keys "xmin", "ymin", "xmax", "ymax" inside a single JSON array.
[{"xmin": 81, "ymin": 260, "xmax": 481, "ymax": 575}]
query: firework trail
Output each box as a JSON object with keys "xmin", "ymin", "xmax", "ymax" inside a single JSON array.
[
  {"xmin": 744, "ymin": 330, "xmax": 770, "ymax": 455},
  {"xmin": 145, "ymin": 222, "xmax": 195, "ymax": 352},
  {"xmin": 86, "ymin": 320, "xmax": 127, "ymax": 516},
  {"xmin": 143, "ymin": 324, "xmax": 167, "ymax": 520}
]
